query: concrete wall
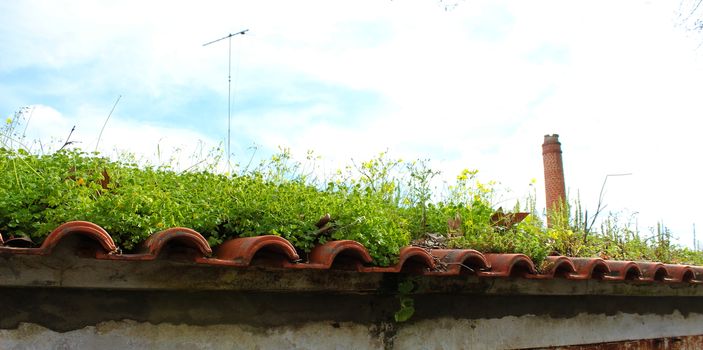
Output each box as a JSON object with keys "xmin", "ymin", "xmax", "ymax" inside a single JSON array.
[
  {"xmin": 2, "ymin": 312, "xmax": 703, "ymax": 349},
  {"xmin": 1, "ymin": 287, "xmax": 703, "ymax": 349},
  {"xmin": 2, "ymin": 245, "xmax": 702, "ymax": 349}
]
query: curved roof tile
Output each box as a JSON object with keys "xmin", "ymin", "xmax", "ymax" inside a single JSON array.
[
  {"xmin": 138, "ymin": 227, "xmax": 212, "ymax": 259},
  {"xmin": 362, "ymin": 246, "xmax": 435, "ymax": 273},
  {"xmin": 480, "ymin": 253, "xmax": 536, "ymax": 277},
  {"xmin": 3, "ymin": 237, "xmax": 33, "ymax": 248},
  {"xmin": 41, "ymin": 221, "xmax": 117, "ymax": 255},
  {"xmin": 215, "ymin": 235, "xmax": 299, "ymax": 267},
  {"xmin": 3, "ymin": 221, "xmax": 703, "ymax": 286},
  {"xmin": 528, "ymin": 256, "xmax": 577, "ymax": 279},
  {"xmin": 664, "ymin": 264, "xmax": 696, "ymax": 283},
  {"xmin": 428, "ymin": 249, "xmax": 489, "ymax": 275},
  {"xmin": 304, "ymin": 240, "xmax": 373, "ymax": 270},
  {"xmin": 637, "ymin": 262, "xmax": 669, "ymax": 282},
  {"xmin": 566, "ymin": 258, "xmax": 611, "ymax": 280},
  {"xmin": 690, "ymin": 266, "xmax": 703, "ymax": 282},
  {"xmin": 603, "ymin": 261, "xmax": 642, "ymax": 281}
]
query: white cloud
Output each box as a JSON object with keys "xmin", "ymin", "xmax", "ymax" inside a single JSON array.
[
  {"xmin": 18, "ymin": 105, "xmax": 220, "ymax": 170},
  {"xmin": 3, "ymin": 1, "xmax": 703, "ymax": 246}
]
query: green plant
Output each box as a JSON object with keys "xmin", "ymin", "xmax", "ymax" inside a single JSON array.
[
  {"xmin": 394, "ymin": 278, "xmax": 416, "ymax": 322},
  {"xmin": 3, "ymin": 108, "xmax": 703, "ymax": 267}
]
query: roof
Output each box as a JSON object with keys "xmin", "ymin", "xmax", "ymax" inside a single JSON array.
[{"xmin": 1, "ymin": 220, "xmax": 701, "ymax": 288}]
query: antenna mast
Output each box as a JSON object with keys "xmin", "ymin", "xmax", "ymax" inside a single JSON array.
[{"xmin": 203, "ymin": 29, "xmax": 248, "ymax": 172}]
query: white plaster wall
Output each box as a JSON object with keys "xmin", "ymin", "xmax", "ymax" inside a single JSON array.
[
  {"xmin": 2, "ymin": 311, "xmax": 703, "ymax": 350},
  {"xmin": 394, "ymin": 311, "xmax": 703, "ymax": 350},
  {"xmin": 0, "ymin": 321, "xmax": 381, "ymax": 350}
]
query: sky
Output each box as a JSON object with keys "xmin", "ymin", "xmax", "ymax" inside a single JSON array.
[{"xmin": 2, "ymin": 1, "xmax": 703, "ymax": 247}]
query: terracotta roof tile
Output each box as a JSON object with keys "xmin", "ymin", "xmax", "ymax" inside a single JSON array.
[
  {"xmin": 3, "ymin": 236, "xmax": 33, "ymax": 248},
  {"xmin": 637, "ymin": 262, "xmax": 669, "ymax": 282},
  {"xmin": 664, "ymin": 264, "xmax": 695, "ymax": 283},
  {"xmin": 302, "ymin": 240, "xmax": 374, "ymax": 270},
  {"xmin": 480, "ymin": 253, "xmax": 536, "ymax": 278},
  {"xmin": 428, "ymin": 249, "xmax": 489, "ymax": 275},
  {"xmin": 139, "ymin": 227, "xmax": 212, "ymax": 258},
  {"xmin": 528, "ymin": 256, "xmax": 576, "ymax": 279},
  {"xmin": 2, "ymin": 220, "xmax": 703, "ymax": 286},
  {"xmin": 360, "ymin": 246, "xmax": 435, "ymax": 273},
  {"xmin": 602, "ymin": 260, "xmax": 642, "ymax": 281},
  {"xmin": 214, "ymin": 235, "xmax": 299, "ymax": 267},
  {"xmin": 0, "ymin": 221, "xmax": 116, "ymax": 255},
  {"xmin": 567, "ymin": 257, "xmax": 611, "ymax": 280}
]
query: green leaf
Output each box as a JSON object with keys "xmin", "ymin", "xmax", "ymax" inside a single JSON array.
[{"xmin": 394, "ymin": 305, "xmax": 415, "ymax": 322}]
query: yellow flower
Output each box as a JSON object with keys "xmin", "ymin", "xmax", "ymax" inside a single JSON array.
[
  {"xmin": 76, "ymin": 178, "xmax": 85, "ymax": 186},
  {"xmin": 5, "ymin": 117, "xmax": 11, "ymax": 124}
]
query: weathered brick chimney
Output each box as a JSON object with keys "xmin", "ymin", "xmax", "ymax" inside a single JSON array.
[{"xmin": 542, "ymin": 134, "xmax": 566, "ymax": 226}]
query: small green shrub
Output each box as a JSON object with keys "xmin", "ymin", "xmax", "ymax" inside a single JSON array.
[{"xmin": 3, "ymin": 110, "xmax": 703, "ymax": 266}]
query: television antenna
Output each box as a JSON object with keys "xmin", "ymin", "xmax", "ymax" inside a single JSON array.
[{"xmin": 203, "ymin": 29, "xmax": 249, "ymax": 171}]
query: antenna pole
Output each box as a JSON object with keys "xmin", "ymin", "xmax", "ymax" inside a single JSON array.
[
  {"xmin": 203, "ymin": 29, "xmax": 248, "ymax": 172},
  {"xmin": 227, "ymin": 35, "xmax": 231, "ymax": 171}
]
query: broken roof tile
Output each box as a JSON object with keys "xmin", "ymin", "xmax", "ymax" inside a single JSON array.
[{"xmin": 3, "ymin": 236, "xmax": 33, "ymax": 248}]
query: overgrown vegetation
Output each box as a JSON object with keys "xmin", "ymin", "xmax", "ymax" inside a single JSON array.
[{"xmin": 2, "ymin": 111, "xmax": 703, "ymax": 267}]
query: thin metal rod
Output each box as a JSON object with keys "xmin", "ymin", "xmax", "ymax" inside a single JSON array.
[
  {"xmin": 202, "ymin": 29, "xmax": 248, "ymax": 47},
  {"xmin": 203, "ymin": 29, "xmax": 248, "ymax": 172},
  {"xmin": 95, "ymin": 95, "xmax": 122, "ymax": 152},
  {"xmin": 227, "ymin": 35, "xmax": 231, "ymax": 169}
]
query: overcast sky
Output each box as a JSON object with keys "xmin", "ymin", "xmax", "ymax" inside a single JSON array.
[{"xmin": 2, "ymin": 1, "xmax": 703, "ymax": 246}]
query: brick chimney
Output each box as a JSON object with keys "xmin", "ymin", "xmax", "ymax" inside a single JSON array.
[{"xmin": 542, "ymin": 134, "xmax": 566, "ymax": 226}]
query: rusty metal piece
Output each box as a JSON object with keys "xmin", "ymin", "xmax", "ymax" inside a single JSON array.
[
  {"xmin": 664, "ymin": 264, "xmax": 696, "ymax": 283},
  {"xmin": 638, "ymin": 262, "xmax": 669, "ymax": 282},
  {"xmin": 603, "ymin": 260, "xmax": 642, "ymax": 281},
  {"xmin": 361, "ymin": 246, "xmax": 436, "ymax": 273},
  {"xmin": 490, "ymin": 211, "xmax": 529, "ymax": 228},
  {"xmin": 136, "ymin": 227, "xmax": 212, "ymax": 259},
  {"xmin": 214, "ymin": 235, "xmax": 299, "ymax": 267},
  {"xmin": 528, "ymin": 256, "xmax": 577, "ymax": 279},
  {"xmin": 427, "ymin": 249, "xmax": 490, "ymax": 275},
  {"xmin": 566, "ymin": 258, "xmax": 611, "ymax": 280},
  {"xmin": 315, "ymin": 213, "xmax": 331, "ymax": 228},
  {"xmin": 296, "ymin": 240, "xmax": 373, "ymax": 270},
  {"xmin": 39, "ymin": 221, "xmax": 117, "ymax": 255},
  {"xmin": 99, "ymin": 169, "xmax": 111, "ymax": 190},
  {"xmin": 480, "ymin": 253, "xmax": 536, "ymax": 277}
]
